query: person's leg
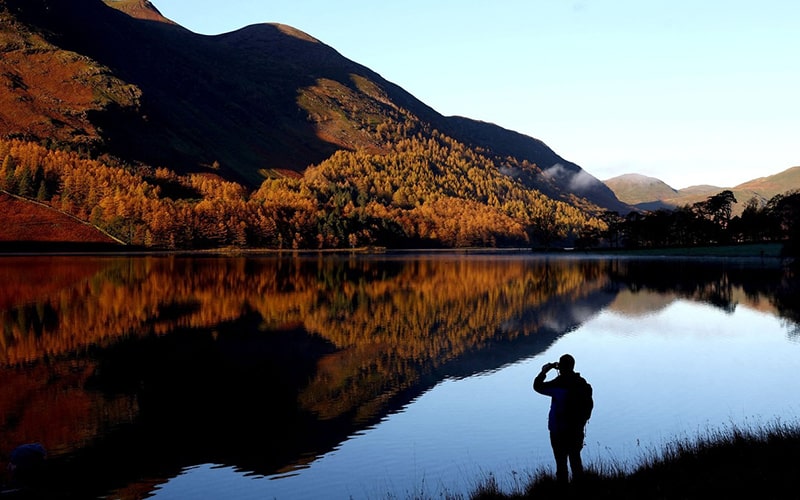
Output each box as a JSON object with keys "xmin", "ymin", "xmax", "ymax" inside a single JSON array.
[
  {"xmin": 550, "ymin": 432, "xmax": 569, "ymax": 485},
  {"xmin": 567, "ymin": 427, "xmax": 585, "ymax": 481}
]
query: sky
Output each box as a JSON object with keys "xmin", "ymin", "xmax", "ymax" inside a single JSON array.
[{"xmin": 153, "ymin": 1, "xmax": 799, "ymax": 189}]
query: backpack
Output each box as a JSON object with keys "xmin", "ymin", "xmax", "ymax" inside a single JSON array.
[{"xmin": 566, "ymin": 376, "xmax": 593, "ymax": 425}]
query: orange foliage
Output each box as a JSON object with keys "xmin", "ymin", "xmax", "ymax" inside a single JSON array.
[{"xmin": 0, "ymin": 132, "xmax": 605, "ymax": 249}]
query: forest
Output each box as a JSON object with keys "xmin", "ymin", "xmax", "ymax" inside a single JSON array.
[
  {"xmin": 1, "ymin": 127, "xmax": 798, "ymax": 253},
  {"xmin": 0, "ymin": 118, "xmax": 607, "ymax": 249}
]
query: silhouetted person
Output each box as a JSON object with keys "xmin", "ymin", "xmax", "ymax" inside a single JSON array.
[
  {"xmin": 5, "ymin": 443, "xmax": 47, "ymax": 495},
  {"xmin": 533, "ymin": 354, "xmax": 593, "ymax": 486}
]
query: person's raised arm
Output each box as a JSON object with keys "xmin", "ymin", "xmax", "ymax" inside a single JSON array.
[{"xmin": 533, "ymin": 362, "xmax": 557, "ymax": 393}]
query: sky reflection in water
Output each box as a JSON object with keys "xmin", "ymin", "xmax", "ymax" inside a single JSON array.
[{"xmin": 148, "ymin": 295, "xmax": 799, "ymax": 500}]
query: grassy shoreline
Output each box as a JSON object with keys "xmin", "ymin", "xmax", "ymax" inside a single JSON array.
[
  {"xmin": 581, "ymin": 242, "xmax": 784, "ymax": 259},
  {"xmin": 469, "ymin": 420, "xmax": 800, "ymax": 499}
]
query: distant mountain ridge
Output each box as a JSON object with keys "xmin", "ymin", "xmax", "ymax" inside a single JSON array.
[
  {"xmin": 0, "ymin": 0, "xmax": 626, "ymax": 214},
  {"xmin": 604, "ymin": 166, "xmax": 800, "ymax": 214}
]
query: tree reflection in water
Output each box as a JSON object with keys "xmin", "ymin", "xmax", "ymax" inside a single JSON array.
[{"xmin": 0, "ymin": 254, "xmax": 795, "ymax": 498}]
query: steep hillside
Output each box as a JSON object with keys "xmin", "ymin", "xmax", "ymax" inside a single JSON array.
[
  {"xmin": 0, "ymin": 0, "xmax": 626, "ymax": 214},
  {"xmin": 0, "ymin": 193, "xmax": 120, "ymax": 249},
  {"xmin": 0, "ymin": 1, "xmax": 141, "ymax": 151},
  {"xmin": 446, "ymin": 116, "xmax": 625, "ymax": 212},
  {"xmin": 734, "ymin": 166, "xmax": 800, "ymax": 200}
]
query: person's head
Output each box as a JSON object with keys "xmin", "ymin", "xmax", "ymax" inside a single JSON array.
[{"xmin": 558, "ymin": 354, "xmax": 575, "ymax": 373}]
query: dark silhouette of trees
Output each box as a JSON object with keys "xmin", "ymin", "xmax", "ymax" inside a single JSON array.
[
  {"xmin": 767, "ymin": 191, "xmax": 800, "ymax": 260},
  {"xmin": 602, "ymin": 189, "xmax": 800, "ymax": 256},
  {"xmin": 690, "ymin": 190, "xmax": 737, "ymax": 244}
]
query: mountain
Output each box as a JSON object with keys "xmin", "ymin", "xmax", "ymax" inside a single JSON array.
[
  {"xmin": 602, "ymin": 174, "xmax": 680, "ymax": 211},
  {"xmin": 734, "ymin": 166, "xmax": 800, "ymax": 199},
  {"xmin": 604, "ymin": 166, "xmax": 800, "ymax": 215},
  {"xmin": 603, "ymin": 174, "xmax": 728, "ymax": 212},
  {"xmin": 0, "ymin": 0, "xmax": 627, "ymax": 216}
]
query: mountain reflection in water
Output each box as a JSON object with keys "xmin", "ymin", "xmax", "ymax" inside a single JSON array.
[{"xmin": 0, "ymin": 254, "xmax": 796, "ymax": 498}]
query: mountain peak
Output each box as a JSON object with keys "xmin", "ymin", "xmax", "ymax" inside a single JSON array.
[
  {"xmin": 603, "ymin": 173, "xmax": 678, "ymax": 205},
  {"xmin": 272, "ymin": 23, "xmax": 321, "ymax": 43},
  {"xmin": 604, "ymin": 173, "xmax": 670, "ymax": 186},
  {"xmin": 103, "ymin": 0, "xmax": 175, "ymax": 24}
]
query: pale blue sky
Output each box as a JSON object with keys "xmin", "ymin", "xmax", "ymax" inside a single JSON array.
[{"xmin": 153, "ymin": 1, "xmax": 798, "ymax": 189}]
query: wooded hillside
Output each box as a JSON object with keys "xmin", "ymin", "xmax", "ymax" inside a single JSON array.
[
  {"xmin": 0, "ymin": 0, "xmax": 630, "ymax": 250},
  {"xmin": 0, "ymin": 123, "xmax": 606, "ymax": 249}
]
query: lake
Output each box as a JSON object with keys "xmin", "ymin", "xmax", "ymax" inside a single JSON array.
[{"xmin": 1, "ymin": 253, "xmax": 798, "ymax": 499}]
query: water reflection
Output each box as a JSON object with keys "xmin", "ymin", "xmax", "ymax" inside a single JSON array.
[{"xmin": 0, "ymin": 254, "xmax": 796, "ymax": 498}]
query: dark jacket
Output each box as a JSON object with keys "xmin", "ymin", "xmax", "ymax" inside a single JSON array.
[{"xmin": 533, "ymin": 371, "xmax": 591, "ymax": 433}]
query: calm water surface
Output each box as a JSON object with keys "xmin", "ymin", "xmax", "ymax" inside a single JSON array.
[{"xmin": 0, "ymin": 253, "xmax": 798, "ymax": 499}]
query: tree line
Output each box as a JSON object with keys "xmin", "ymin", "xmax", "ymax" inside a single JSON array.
[{"xmin": 599, "ymin": 189, "xmax": 800, "ymax": 257}]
